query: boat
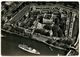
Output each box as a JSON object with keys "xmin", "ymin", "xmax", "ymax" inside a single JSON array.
[{"xmin": 18, "ymin": 44, "xmax": 40, "ymax": 55}]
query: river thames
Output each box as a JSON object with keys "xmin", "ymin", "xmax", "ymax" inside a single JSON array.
[{"xmin": 1, "ymin": 31, "xmax": 68, "ymax": 56}]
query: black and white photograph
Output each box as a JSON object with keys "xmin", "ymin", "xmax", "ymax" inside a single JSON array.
[{"xmin": 1, "ymin": 1, "xmax": 79, "ymax": 56}]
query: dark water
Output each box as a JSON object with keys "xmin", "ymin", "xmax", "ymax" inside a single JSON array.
[{"xmin": 1, "ymin": 31, "xmax": 68, "ymax": 56}]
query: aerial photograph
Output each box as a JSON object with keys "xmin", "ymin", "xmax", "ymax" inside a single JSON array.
[{"xmin": 1, "ymin": 1, "xmax": 79, "ymax": 56}]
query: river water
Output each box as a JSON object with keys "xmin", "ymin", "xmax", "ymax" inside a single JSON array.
[{"xmin": 1, "ymin": 31, "xmax": 68, "ymax": 56}]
